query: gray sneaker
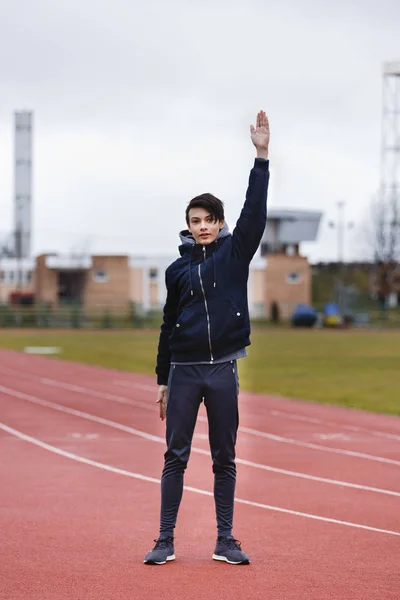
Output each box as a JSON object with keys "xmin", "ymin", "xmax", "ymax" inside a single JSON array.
[
  {"xmin": 212, "ymin": 536, "xmax": 250, "ymax": 565},
  {"xmin": 144, "ymin": 536, "xmax": 175, "ymax": 565}
]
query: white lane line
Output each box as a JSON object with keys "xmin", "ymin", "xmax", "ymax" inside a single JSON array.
[
  {"xmin": 1, "ymin": 421, "xmax": 399, "ymax": 538},
  {"xmin": 269, "ymin": 409, "xmax": 400, "ymax": 442},
  {"xmin": 31, "ymin": 379, "xmax": 400, "ymax": 464},
  {"xmin": 0, "ymin": 366, "xmax": 399, "ymax": 465},
  {"xmin": 237, "ymin": 426, "xmax": 400, "ymax": 466},
  {"xmin": 0, "ymin": 384, "xmax": 163, "ymax": 444},
  {"xmin": 0, "ymin": 366, "xmax": 152, "ymax": 411},
  {"xmin": 114, "ymin": 378, "xmax": 400, "ymax": 442},
  {"xmin": 1, "ymin": 362, "xmax": 400, "ymax": 443},
  {"xmin": 313, "ymin": 433, "xmax": 352, "ymax": 441},
  {"xmin": 113, "ymin": 380, "xmax": 155, "ymax": 392},
  {"xmin": 1, "ymin": 384, "xmax": 399, "ymax": 498}
]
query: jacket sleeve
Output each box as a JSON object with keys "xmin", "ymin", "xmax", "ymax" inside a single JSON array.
[
  {"xmin": 155, "ymin": 267, "xmax": 179, "ymax": 385},
  {"xmin": 231, "ymin": 158, "xmax": 270, "ymax": 263}
]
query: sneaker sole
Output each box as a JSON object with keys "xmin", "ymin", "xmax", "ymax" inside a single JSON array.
[
  {"xmin": 212, "ymin": 554, "xmax": 250, "ymax": 565},
  {"xmin": 144, "ymin": 554, "xmax": 176, "ymax": 565}
]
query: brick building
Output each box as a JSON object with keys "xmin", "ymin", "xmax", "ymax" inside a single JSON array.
[
  {"xmin": 260, "ymin": 209, "xmax": 322, "ymax": 318},
  {"xmin": 0, "ymin": 210, "xmax": 322, "ymax": 319}
]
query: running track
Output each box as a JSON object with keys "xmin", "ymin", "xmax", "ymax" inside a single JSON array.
[{"xmin": 0, "ymin": 348, "xmax": 399, "ymax": 600}]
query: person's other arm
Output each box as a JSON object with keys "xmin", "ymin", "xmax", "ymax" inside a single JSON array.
[{"xmin": 155, "ymin": 268, "xmax": 178, "ymax": 420}]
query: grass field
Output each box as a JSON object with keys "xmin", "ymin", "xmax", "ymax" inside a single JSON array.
[{"xmin": 0, "ymin": 328, "xmax": 399, "ymax": 416}]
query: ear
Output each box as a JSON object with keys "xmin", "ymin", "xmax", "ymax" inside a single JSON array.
[{"xmin": 219, "ymin": 219, "xmax": 225, "ymax": 230}]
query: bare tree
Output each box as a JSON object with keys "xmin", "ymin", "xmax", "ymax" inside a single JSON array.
[
  {"xmin": 364, "ymin": 192, "xmax": 400, "ymax": 264},
  {"xmin": 361, "ymin": 190, "xmax": 400, "ymax": 307},
  {"xmin": 387, "ymin": 190, "xmax": 400, "ymax": 264},
  {"xmin": 0, "ymin": 232, "xmax": 15, "ymax": 259}
]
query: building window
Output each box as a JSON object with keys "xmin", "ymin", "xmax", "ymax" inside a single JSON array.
[
  {"xmin": 286, "ymin": 272, "xmax": 302, "ymax": 284},
  {"xmin": 93, "ymin": 270, "xmax": 108, "ymax": 283},
  {"xmin": 261, "ymin": 242, "xmax": 285, "ymax": 255},
  {"xmin": 0, "ymin": 271, "xmax": 4, "ymax": 281},
  {"xmin": 149, "ymin": 268, "xmax": 158, "ymax": 279}
]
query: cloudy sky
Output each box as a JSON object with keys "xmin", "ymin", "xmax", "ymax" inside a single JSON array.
[{"xmin": 0, "ymin": 0, "xmax": 399, "ymax": 263}]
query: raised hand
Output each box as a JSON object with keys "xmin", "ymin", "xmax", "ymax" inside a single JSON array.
[{"xmin": 250, "ymin": 110, "xmax": 270, "ymax": 158}]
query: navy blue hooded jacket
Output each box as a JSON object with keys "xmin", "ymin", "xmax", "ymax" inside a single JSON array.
[{"xmin": 156, "ymin": 158, "xmax": 270, "ymax": 385}]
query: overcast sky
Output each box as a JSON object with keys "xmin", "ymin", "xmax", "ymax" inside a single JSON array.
[{"xmin": 0, "ymin": 0, "xmax": 399, "ymax": 263}]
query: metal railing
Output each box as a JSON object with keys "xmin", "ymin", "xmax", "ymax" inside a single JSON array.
[{"xmin": 0, "ymin": 302, "xmax": 163, "ymax": 329}]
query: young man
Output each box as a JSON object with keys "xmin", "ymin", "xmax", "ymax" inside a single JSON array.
[{"xmin": 144, "ymin": 111, "xmax": 270, "ymax": 565}]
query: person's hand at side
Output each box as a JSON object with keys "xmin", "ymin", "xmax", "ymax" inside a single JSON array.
[{"xmin": 157, "ymin": 385, "xmax": 168, "ymax": 421}]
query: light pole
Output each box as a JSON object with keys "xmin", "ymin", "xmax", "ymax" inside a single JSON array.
[
  {"xmin": 328, "ymin": 201, "xmax": 354, "ymax": 265},
  {"xmin": 328, "ymin": 201, "xmax": 355, "ymax": 314},
  {"xmin": 337, "ymin": 200, "xmax": 345, "ymax": 264}
]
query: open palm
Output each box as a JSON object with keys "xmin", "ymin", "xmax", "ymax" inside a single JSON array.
[{"xmin": 250, "ymin": 110, "xmax": 270, "ymax": 150}]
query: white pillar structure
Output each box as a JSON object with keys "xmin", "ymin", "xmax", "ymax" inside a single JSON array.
[
  {"xmin": 142, "ymin": 266, "xmax": 150, "ymax": 311},
  {"xmin": 157, "ymin": 265, "xmax": 166, "ymax": 307},
  {"xmin": 14, "ymin": 111, "xmax": 33, "ymax": 258}
]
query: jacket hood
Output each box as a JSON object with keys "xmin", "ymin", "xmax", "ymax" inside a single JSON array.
[
  {"xmin": 177, "ymin": 221, "xmax": 231, "ymax": 294},
  {"xmin": 178, "ymin": 221, "xmax": 231, "ymax": 254}
]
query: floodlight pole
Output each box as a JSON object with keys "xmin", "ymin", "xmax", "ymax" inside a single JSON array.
[{"xmin": 337, "ymin": 200, "xmax": 345, "ymax": 265}]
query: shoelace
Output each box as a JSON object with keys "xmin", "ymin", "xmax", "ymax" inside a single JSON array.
[
  {"xmin": 219, "ymin": 537, "xmax": 242, "ymax": 550},
  {"xmin": 153, "ymin": 537, "xmax": 173, "ymax": 550}
]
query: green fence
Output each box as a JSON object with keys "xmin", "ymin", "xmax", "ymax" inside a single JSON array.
[
  {"xmin": 0, "ymin": 302, "xmax": 164, "ymax": 330},
  {"xmin": 1, "ymin": 300, "xmax": 399, "ymax": 330}
]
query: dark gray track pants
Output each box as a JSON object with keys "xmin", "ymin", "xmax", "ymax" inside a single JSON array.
[{"xmin": 160, "ymin": 361, "xmax": 239, "ymax": 538}]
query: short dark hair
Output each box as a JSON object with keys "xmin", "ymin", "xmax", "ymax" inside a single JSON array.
[{"xmin": 185, "ymin": 193, "xmax": 225, "ymax": 226}]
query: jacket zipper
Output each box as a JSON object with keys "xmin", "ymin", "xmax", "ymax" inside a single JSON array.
[{"xmin": 199, "ymin": 246, "xmax": 214, "ymax": 362}]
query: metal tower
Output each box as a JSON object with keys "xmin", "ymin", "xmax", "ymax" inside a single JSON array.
[
  {"xmin": 379, "ymin": 62, "xmax": 400, "ymax": 262},
  {"xmin": 14, "ymin": 111, "xmax": 33, "ymax": 259}
]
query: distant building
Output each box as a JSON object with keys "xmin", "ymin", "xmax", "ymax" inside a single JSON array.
[
  {"xmin": 0, "ymin": 210, "xmax": 322, "ymax": 318},
  {"xmin": 0, "ymin": 258, "xmax": 35, "ymax": 302},
  {"xmin": 259, "ymin": 209, "xmax": 322, "ymax": 318}
]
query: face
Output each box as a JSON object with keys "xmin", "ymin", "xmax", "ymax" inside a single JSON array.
[{"xmin": 187, "ymin": 207, "xmax": 224, "ymax": 245}]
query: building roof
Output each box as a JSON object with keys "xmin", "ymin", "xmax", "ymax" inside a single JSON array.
[
  {"xmin": 263, "ymin": 208, "xmax": 322, "ymax": 244},
  {"xmin": 0, "ymin": 257, "xmax": 35, "ymax": 269},
  {"xmin": 267, "ymin": 208, "xmax": 322, "ymax": 220}
]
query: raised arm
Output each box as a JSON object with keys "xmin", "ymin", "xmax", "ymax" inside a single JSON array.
[{"xmin": 232, "ymin": 110, "xmax": 270, "ymax": 262}]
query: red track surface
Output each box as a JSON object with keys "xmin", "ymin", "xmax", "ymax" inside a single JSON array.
[{"xmin": 1, "ymin": 348, "xmax": 399, "ymax": 600}]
